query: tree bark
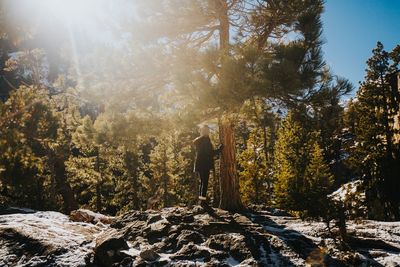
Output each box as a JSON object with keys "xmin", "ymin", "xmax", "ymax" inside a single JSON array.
[
  {"xmin": 218, "ymin": 117, "xmax": 243, "ymax": 211},
  {"xmin": 216, "ymin": 0, "xmax": 230, "ymax": 52}
]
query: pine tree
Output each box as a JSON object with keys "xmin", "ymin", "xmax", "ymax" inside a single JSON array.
[
  {"xmin": 112, "ymin": 149, "xmax": 143, "ymax": 213},
  {"xmin": 238, "ymin": 97, "xmax": 278, "ymax": 203},
  {"xmin": 68, "ymin": 115, "xmax": 116, "ymax": 213},
  {"xmin": 238, "ymin": 127, "xmax": 269, "ymax": 205},
  {"xmin": 303, "ymin": 138, "xmax": 334, "ymax": 218},
  {"xmin": 273, "ymin": 113, "xmax": 308, "ymax": 211},
  {"xmin": 273, "ymin": 113, "xmax": 335, "ymax": 217},
  {"xmin": 0, "ymin": 85, "xmax": 78, "ymax": 211},
  {"xmin": 146, "ymin": 130, "xmax": 195, "ymax": 209},
  {"xmin": 353, "ymin": 42, "xmax": 400, "ymax": 220},
  {"xmin": 168, "ymin": 131, "xmax": 196, "ymax": 206},
  {"xmin": 148, "ymin": 136, "xmax": 172, "ymax": 208}
]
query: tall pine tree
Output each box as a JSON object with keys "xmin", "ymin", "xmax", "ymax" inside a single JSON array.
[{"xmin": 353, "ymin": 42, "xmax": 400, "ymax": 220}]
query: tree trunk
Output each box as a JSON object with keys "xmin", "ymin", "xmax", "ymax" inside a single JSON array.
[
  {"xmin": 214, "ymin": 1, "xmax": 243, "ymax": 211},
  {"xmin": 53, "ymin": 154, "xmax": 78, "ymax": 213},
  {"xmin": 124, "ymin": 150, "xmax": 140, "ymax": 210},
  {"xmin": 218, "ymin": 117, "xmax": 243, "ymax": 211},
  {"xmin": 96, "ymin": 182, "xmax": 102, "ymax": 212},
  {"xmin": 261, "ymin": 124, "xmax": 272, "ymax": 201},
  {"xmin": 162, "ymin": 148, "xmax": 168, "ymax": 207},
  {"xmin": 95, "ymin": 149, "xmax": 102, "ymax": 213},
  {"xmin": 252, "ymin": 144, "xmax": 259, "ymax": 204},
  {"xmin": 35, "ymin": 178, "xmax": 43, "ymax": 210},
  {"xmin": 216, "ymin": 0, "xmax": 229, "ymax": 51}
]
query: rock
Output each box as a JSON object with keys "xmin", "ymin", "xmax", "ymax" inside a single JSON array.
[
  {"xmin": 147, "ymin": 214, "xmax": 162, "ymax": 224},
  {"xmin": 122, "ymin": 220, "xmax": 147, "ymax": 240},
  {"xmin": 157, "ymin": 232, "xmax": 179, "ymax": 251},
  {"xmin": 171, "ymin": 243, "xmax": 211, "ymax": 261},
  {"xmin": 270, "ymin": 208, "xmax": 292, "ymax": 217},
  {"xmin": 94, "ymin": 230, "xmax": 129, "ymax": 267},
  {"xmin": 144, "ymin": 219, "xmax": 170, "ymax": 243},
  {"xmin": 202, "ymin": 221, "xmax": 243, "ymax": 235},
  {"xmin": 205, "ymin": 234, "xmax": 252, "ymax": 262},
  {"xmin": 0, "ymin": 211, "xmax": 102, "ymax": 266},
  {"xmin": 0, "ymin": 228, "xmax": 57, "ymax": 256},
  {"xmin": 164, "ymin": 214, "xmax": 182, "ymax": 224},
  {"xmin": 239, "ymin": 258, "xmax": 259, "ymax": 266},
  {"xmin": 233, "ymin": 213, "xmax": 253, "ymax": 225},
  {"xmin": 111, "ymin": 210, "xmax": 149, "ymax": 229},
  {"xmin": 131, "ymin": 258, "xmax": 149, "ymax": 267},
  {"xmin": 117, "ymin": 256, "xmax": 134, "ymax": 267},
  {"xmin": 70, "ymin": 209, "xmax": 114, "ymax": 224},
  {"xmin": 0, "ymin": 206, "xmax": 36, "ymax": 215},
  {"xmin": 176, "ymin": 230, "xmax": 204, "ymax": 249},
  {"xmin": 150, "ymin": 220, "xmax": 169, "ymax": 232},
  {"xmin": 2, "ymin": 206, "xmax": 399, "ymax": 266},
  {"xmin": 139, "ymin": 248, "xmax": 160, "ymax": 261},
  {"xmin": 165, "ymin": 214, "xmax": 195, "ymax": 224},
  {"xmin": 192, "ymin": 205, "xmax": 204, "ymax": 214}
]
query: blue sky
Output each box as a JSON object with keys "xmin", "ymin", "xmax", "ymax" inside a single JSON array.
[{"xmin": 322, "ymin": 0, "xmax": 400, "ymax": 94}]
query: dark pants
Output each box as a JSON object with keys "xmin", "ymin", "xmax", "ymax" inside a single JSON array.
[{"xmin": 198, "ymin": 169, "xmax": 210, "ymax": 198}]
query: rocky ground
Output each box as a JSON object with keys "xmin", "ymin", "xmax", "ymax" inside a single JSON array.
[{"xmin": 0, "ymin": 205, "xmax": 399, "ymax": 266}]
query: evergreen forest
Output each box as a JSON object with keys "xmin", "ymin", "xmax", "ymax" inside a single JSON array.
[{"xmin": 1, "ymin": 0, "xmax": 399, "ymax": 223}]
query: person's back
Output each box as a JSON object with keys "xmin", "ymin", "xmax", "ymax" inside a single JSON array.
[
  {"xmin": 192, "ymin": 125, "xmax": 223, "ymax": 204},
  {"xmin": 193, "ymin": 135, "xmax": 214, "ymax": 172}
]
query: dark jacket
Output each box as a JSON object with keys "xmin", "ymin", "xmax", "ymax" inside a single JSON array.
[{"xmin": 193, "ymin": 136, "xmax": 218, "ymax": 172}]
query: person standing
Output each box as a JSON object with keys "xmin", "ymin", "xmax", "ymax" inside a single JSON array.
[{"xmin": 193, "ymin": 125, "xmax": 223, "ymax": 205}]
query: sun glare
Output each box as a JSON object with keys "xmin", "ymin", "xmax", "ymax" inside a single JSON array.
[
  {"xmin": 38, "ymin": 0, "xmax": 101, "ymax": 27},
  {"xmin": 6, "ymin": 0, "xmax": 138, "ymax": 44}
]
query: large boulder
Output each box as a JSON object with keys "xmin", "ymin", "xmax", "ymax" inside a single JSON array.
[{"xmin": 0, "ymin": 211, "xmax": 102, "ymax": 266}]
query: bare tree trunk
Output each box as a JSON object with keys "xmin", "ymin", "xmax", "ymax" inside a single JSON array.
[{"xmin": 218, "ymin": 117, "xmax": 243, "ymax": 211}]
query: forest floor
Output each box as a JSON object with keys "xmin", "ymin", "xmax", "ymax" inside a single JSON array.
[{"xmin": 0, "ymin": 205, "xmax": 399, "ymax": 266}]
